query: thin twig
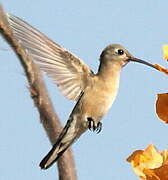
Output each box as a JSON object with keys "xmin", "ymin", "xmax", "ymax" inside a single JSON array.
[{"xmin": 0, "ymin": 4, "xmax": 77, "ymax": 180}]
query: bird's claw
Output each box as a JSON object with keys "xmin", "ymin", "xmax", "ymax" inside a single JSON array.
[{"xmin": 87, "ymin": 117, "xmax": 102, "ymax": 133}]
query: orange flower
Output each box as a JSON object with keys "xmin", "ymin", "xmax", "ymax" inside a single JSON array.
[
  {"xmin": 154, "ymin": 45, "xmax": 168, "ymax": 123},
  {"xmin": 127, "ymin": 145, "xmax": 168, "ymax": 180},
  {"xmin": 152, "ymin": 45, "xmax": 168, "ymax": 75}
]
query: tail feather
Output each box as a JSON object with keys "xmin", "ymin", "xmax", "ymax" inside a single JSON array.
[
  {"xmin": 39, "ymin": 141, "xmax": 72, "ymax": 169},
  {"xmin": 40, "ymin": 92, "xmax": 86, "ymax": 169},
  {"xmin": 39, "ymin": 118, "xmax": 77, "ymax": 169}
]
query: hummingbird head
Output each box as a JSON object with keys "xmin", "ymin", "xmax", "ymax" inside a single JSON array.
[{"xmin": 100, "ymin": 44, "xmax": 158, "ymax": 70}]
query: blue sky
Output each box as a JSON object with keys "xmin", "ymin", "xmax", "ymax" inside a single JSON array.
[{"xmin": 0, "ymin": 0, "xmax": 168, "ymax": 179}]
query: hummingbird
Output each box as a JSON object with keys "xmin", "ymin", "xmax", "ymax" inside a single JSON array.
[{"xmin": 7, "ymin": 14, "xmax": 158, "ymax": 170}]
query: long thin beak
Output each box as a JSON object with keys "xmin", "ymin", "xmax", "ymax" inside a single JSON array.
[{"xmin": 129, "ymin": 57, "xmax": 158, "ymax": 71}]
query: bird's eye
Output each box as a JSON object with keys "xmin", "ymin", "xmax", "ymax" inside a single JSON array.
[{"xmin": 116, "ymin": 49, "xmax": 124, "ymax": 55}]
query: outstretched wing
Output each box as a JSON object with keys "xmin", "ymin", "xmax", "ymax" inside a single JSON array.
[{"xmin": 7, "ymin": 14, "xmax": 94, "ymax": 101}]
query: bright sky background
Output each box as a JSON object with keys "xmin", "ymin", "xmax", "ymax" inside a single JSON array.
[{"xmin": 0, "ymin": 1, "xmax": 168, "ymax": 180}]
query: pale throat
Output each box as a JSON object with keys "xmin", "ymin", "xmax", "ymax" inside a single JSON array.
[
  {"xmin": 94, "ymin": 61, "xmax": 121, "ymax": 115},
  {"xmin": 97, "ymin": 61, "xmax": 121, "ymax": 86}
]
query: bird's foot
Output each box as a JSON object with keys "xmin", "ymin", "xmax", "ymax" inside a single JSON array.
[{"xmin": 87, "ymin": 117, "xmax": 102, "ymax": 133}]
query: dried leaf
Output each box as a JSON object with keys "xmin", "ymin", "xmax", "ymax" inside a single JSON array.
[
  {"xmin": 160, "ymin": 151, "xmax": 168, "ymax": 164},
  {"xmin": 151, "ymin": 165, "xmax": 168, "ymax": 180},
  {"xmin": 155, "ymin": 93, "xmax": 168, "ymax": 123}
]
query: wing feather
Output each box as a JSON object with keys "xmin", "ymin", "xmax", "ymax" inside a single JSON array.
[{"xmin": 7, "ymin": 14, "xmax": 94, "ymax": 101}]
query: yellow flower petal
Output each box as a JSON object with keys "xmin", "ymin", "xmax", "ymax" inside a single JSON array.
[
  {"xmin": 143, "ymin": 145, "xmax": 163, "ymax": 169},
  {"xmin": 162, "ymin": 45, "xmax": 168, "ymax": 60}
]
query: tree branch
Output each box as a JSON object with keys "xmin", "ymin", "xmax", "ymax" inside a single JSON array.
[{"xmin": 0, "ymin": 5, "xmax": 77, "ymax": 180}]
